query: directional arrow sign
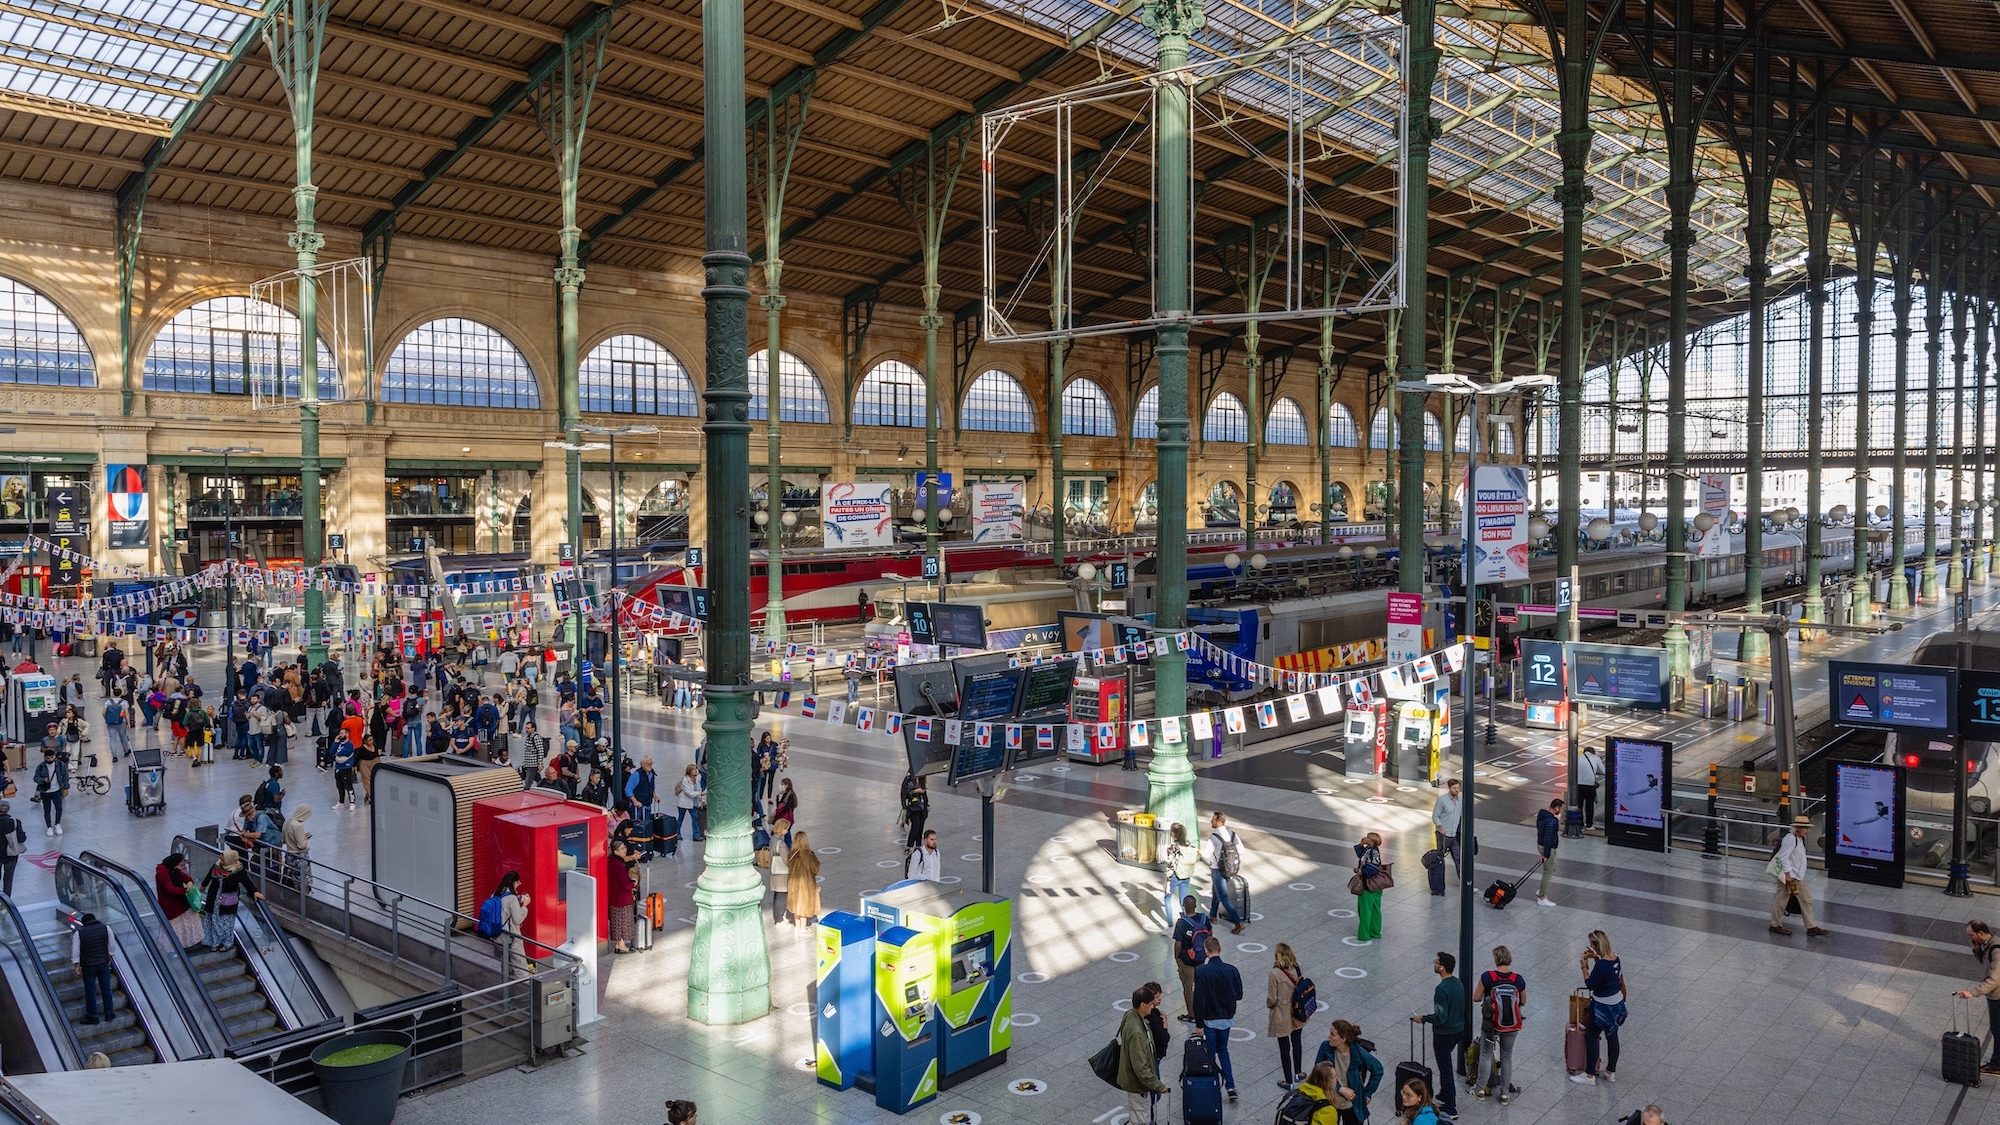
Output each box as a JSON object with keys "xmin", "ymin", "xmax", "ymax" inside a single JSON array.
[{"xmin": 46, "ymin": 487, "xmax": 86, "ymax": 536}]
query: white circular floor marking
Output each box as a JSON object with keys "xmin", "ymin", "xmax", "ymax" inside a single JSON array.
[
  {"xmin": 1050, "ymin": 834, "xmax": 1074, "ymax": 843},
  {"xmin": 1312, "ymin": 787, "xmax": 1335, "ymax": 795},
  {"xmin": 1010, "ymin": 1013, "xmax": 1041, "ymax": 1027},
  {"xmin": 787, "ymin": 1002, "xmax": 812, "ymax": 1015},
  {"xmin": 1237, "ymin": 942, "xmax": 1268, "ymax": 954},
  {"xmin": 1342, "ymin": 936, "xmax": 1374, "ymax": 947},
  {"xmin": 1396, "ymin": 786, "xmax": 1418, "ymax": 793},
  {"xmin": 795, "ymin": 1057, "xmax": 816, "ymax": 1072},
  {"xmin": 1367, "ymin": 796, "xmax": 1392, "ymax": 804},
  {"xmin": 1109, "ymin": 951, "xmax": 1139, "ymax": 963},
  {"xmin": 938, "ymin": 875, "xmax": 962, "ymax": 884},
  {"xmin": 962, "ymin": 854, "xmax": 983, "ymax": 862},
  {"xmin": 1334, "ymin": 967, "xmax": 1368, "ymax": 980},
  {"xmin": 1019, "ymin": 971, "xmax": 1050, "ymax": 983},
  {"xmin": 819, "ymin": 846, "xmax": 842, "ymax": 854},
  {"xmin": 878, "ymin": 860, "xmax": 901, "ymax": 868},
  {"xmin": 1230, "ymin": 1027, "xmax": 1254, "ymax": 1041},
  {"xmin": 1027, "ymin": 874, "xmax": 1053, "ymax": 884},
  {"xmin": 1326, "ymin": 909, "xmax": 1355, "ymax": 919},
  {"xmin": 1288, "ymin": 882, "xmax": 1316, "ymax": 891}
]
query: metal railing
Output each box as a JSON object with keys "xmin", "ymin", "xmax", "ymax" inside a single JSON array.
[{"xmin": 53, "ymin": 855, "xmax": 215, "ymax": 1062}]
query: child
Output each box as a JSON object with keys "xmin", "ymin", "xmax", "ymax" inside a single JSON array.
[{"xmin": 331, "ymin": 735, "xmax": 357, "ymax": 810}]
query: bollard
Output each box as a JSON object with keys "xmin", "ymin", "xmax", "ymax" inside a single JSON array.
[
  {"xmin": 1703, "ymin": 763, "xmax": 1721, "ymax": 855},
  {"xmin": 1778, "ymin": 769, "xmax": 1791, "ymax": 827}
]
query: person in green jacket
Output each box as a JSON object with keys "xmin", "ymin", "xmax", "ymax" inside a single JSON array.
[
  {"xmin": 1117, "ymin": 986, "xmax": 1169, "ymax": 1123},
  {"xmin": 1410, "ymin": 951, "xmax": 1466, "ymax": 1118}
]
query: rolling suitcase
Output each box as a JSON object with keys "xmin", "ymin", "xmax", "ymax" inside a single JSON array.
[
  {"xmin": 1180, "ymin": 1031, "xmax": 1223, "ymax": 1125},
  {"xmin": 1395, "ymin": 1023, "xmax": 1434, "ymax": 1104},
  {"xmin": 1228, "ymin": 874, "xmax": 1251, "ymax": 923},
  {"xmin": 1484, "ymin": 859, "xmax": 1541, "ymax": 909},
  {"xmin": 654, "ymin": 812, "xmax": 679, "ymax": 857},
  {"xmin": 1565, "ymin": 1016, "xmax": 1589, "ymax": 1074},
  {"xmin": 1426, "ymin": 851, "xmax": 1446, "ymax": 896},
  {"xmin": 634, "ymin": 910, "xmax": 654, "ymax": 951},
  {"xmin": 1944, "ymin": 997, "xmax": 1983, "ymax": 1086}
]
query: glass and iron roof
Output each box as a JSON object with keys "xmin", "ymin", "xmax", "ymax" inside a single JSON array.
[{"xmin": 0, "ymin": 0, "xmax": 256, "ymax": 129}]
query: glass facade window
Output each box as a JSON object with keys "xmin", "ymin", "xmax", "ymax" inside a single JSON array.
[
  {"xmin": 1494, "ymin": 418, "xmax": 1517, "ymax": 455},
  {"xmin": 1423, "ymin": 411, "xmax": 1444, "ymax": 451},
  {"xmin": 144, "ymin": 296, "xmax": 339, "ymax": 397},
  {"xmin": 383, "ymin": 318, "xmax": 539, "ymax": 409},
  {"xmin": 581, "ymin": 335, "xmax": 697, "ymax": 415},
  {"xmin": 1134, "ymin": 385, "xmax": 1160, "ymax": 439},
  {"xmin": 0, "ymin": 276, "xmax": 92, "ymax": 385},
  {"xmin": 187, "ymin": 473, "xmax": 318, "ymax": 519},
  {"xmin": 1454, "ymin": 413, "xmax": 1472, "ymax": 452},
  {"xmin": 1369, "ymin": 408, "xmax": 1397, "ymax": 450},
  {"xmin": 1061, "ymin": 378, "xmax": 1117, "ymax": 436},
  {"xmin": 1205, "ymin": 480, "xmax": 1241, "ymax": 523},
  {"xmin": 963, "ymin": 370, "xmax": 1035, "ymax": 433},
  {"xmin": 853, "ymin": 360, "xmax": 926, "ymax": 427},
  {"xmin": 1265, "ymin": 398, "xmax": 1308, "ymax": 445},
  {"xmin": 0, "ymin": 471, "xmax": 85, "ymax": 523},
  {"xmin": 1326, "ymin": 403, "xmax": 1359, "ymax": 447},
  {"xmin": 386, "ymin": 476, "xmax": 479, "ymax": 518},
  {"xmin": 1204, "ymin": 393, "xmax": 1248, "ymax": 443},
  {"xmin": 748, "ymin": 349, "xmax": 831, "ymax": 422}
]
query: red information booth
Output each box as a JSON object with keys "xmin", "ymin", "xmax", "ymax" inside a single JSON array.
[{"xmin": 472, "ymin": 792, "xmax": 608, "ymax": 956}]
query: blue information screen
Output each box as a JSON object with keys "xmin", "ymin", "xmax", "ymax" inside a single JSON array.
[
  {"xmin": 1959, "ymin": 669, "xmax": 2000, "ymax": 740},
  {"xmin": 1567, "ymin": 642, "xmax": 1665, "ymax": 707},
  {"xmin": 1831, "ymin": 660, "xmax": 1954, "ymax": 732}
]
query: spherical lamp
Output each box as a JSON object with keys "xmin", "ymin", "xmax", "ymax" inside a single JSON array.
[
  {"xmin": 1361, "ymin": 545, "xmax": 1379, "ymax": 560},
  {"xmin": 781, "ymin": 510, "xmax": 798, "ymax": 527},
  {"xmin": 1528, "ymin": 517, "xmax": 1550, "ymax": 539},
  {"xmin": 1638, "ymin": 512, "xmax": 1658, "ymax": 532},
  {"xmin": 1224, "ymin": 552, "xmax": 1242, "ymax": 570},
  {"xmin": 1587, "ymin": 517, "xmax": 1612, "ymax": 541},
  {"xmin": 1875, "ymin": 504, "xmax": 1890, "ymax": 518},
  {"xmin": 1337, "ymin": 545, "xmax": 1354, "ymax": 560},
  {"xmin": 1692, "ymin": 512, "xmax": 1715, "ymax": 533},
  {"xmin": 753, "ymin": 510, "xmax": 770, "ymax": 526},
  {"xmin": 1785, "ymin": 506, "xmax": 1800, "ymax": 522},
  {"xmin": 1077, "ymin": 562, "xmax": 1097, "ymax": 581},
  {"xmin": 1829, "ymin": 504, "xmax": 1849, "ymax": 523},
  {"xmin": 939, "ymin": 508, "xmax": 954, "ymax": 523},
  {"xmin": 1250, "ymin": 553, "xmax": 1269, "ymax": 571}
]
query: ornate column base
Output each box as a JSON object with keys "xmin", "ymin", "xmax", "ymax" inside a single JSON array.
[
  {"xmin": 687, "ymin": 686, "xmax": 771, "ymax": 1024},
  {"xmin": 1146, "ymin": 740, "xmax": 1199, "ymax": 844}
]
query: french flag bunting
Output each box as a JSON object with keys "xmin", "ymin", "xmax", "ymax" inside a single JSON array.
[
  {"xmin": 974, "ymin": 723, "xmax": 992, "ymax": 748},
  {"xmin": 1036, "ymin": 725, "xmax": 1055, "ymax": 753},
  {"xmin": 1095, "ymin": 721, "xmax": 1116, "ymax": 746},
  {"xmin": 885, "ymin": 713, "xmax": 903, "ymax": 736},
  {"xmin": 914, "ymin": 717, "xmax": 933, "ymax": 742},
  {"xmin": 1005, "ymin": 725, "xmax": 1022, "ymax": 750},
  {"xmin": 857, "ymin": 707, "xmax": 875, "ymax": 732}
]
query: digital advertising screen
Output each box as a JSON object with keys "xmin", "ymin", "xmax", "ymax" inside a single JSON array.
[
  {"xmin": 1603, "ymin": 736, "xmax": 1671, "ymax": 850},
  {"xmin": 932, "ymin": 602, "xmax": 989, "ymax": 649},
  {"xmin": 1828, "ymin": 760, "xmax": 1905, "ymax": 888},
  {"xmin": 1830, "ymin": 661, "xmax": 1955, "ymax": 733}
]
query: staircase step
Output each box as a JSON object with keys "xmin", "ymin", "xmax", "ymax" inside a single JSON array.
[
  {"xmin": 205, "ymin": 973, "xmax": 258, "ymax": 1004},
  {"xmin": 212, "ymin": 990, "xmax": 268, "ymax": 1021},
  {"xmin": 108, "ymin": 1045, "xmax": 156, "ymax": 1067},
  {"xmin": 74, "ymin": 1022, "xmax": 149, "ymax": 1057},
  {"xmin": 224, "ymin": 1008, "xmax": 280, "ymax": 1043}
]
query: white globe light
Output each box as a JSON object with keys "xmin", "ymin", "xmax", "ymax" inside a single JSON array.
[
  {"xmin": 1830, "ymin": 505, "xmax": 1849, "ymax": 522},
  {"xmin": 1692, "ymin": 512, "xmax": 1715, "ymax": 533},
  {"xmin": 1785, "ymin": 507, "xmax": 1800, "ymax": 521},
  {"xmin": 1077, "ymin": 562, "xmax": 1097, "ymax": 581},
  {"xmin": 1638, "ymin": 512, "xmax": 1658, "ymax": 532},
  {"xmin": 1875, "ymin": 504, "xmax": 1890, "ymax": 518},
  {"xmin": 1361, "ymin": 545, "xmax": 1379, "ymax": 560},
  {"xmin": 753, "ymin": 510, "xmax": 769, "ymax": 526},
  {"xmin": 1527, "ymin": 517, "xmax": 1550, "ymax": 539},
  {"xmin": 1587, "ymin": 517, "xmax": 1612, "ymax": 541},
  {"xmin": 1937, "ymin": 499, "xmax": 1949, "ymax": 511},
  {"xmin": 939, "ymin": 508, "xmax": 954, "ymax": 522},
  {"xmin": 1250, "ymin": 553, "xmax": 1269, "ymax": 570},
  {"xmin": 781, "ymin": 510, "xmax": 798, "ymax": 527},
  {"xmin": 1224, "ymin": 552, "xmax": 1242, "ymax": 569},
  {"xmin": 1337, "ymin": 545, "xmax": 1354, "ymax": 560}
]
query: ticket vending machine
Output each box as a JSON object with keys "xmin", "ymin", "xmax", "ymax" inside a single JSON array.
[
  {"xmin": 873, "ymin": 926, "xmax": 940, "ymax": 1114},
  {"xmin": 858, "ymin": 883, "xmax": 1014, "ymax": 1098},
  {"xmin": 486, "ymin": 801, "xmax": 608, "ymax": 955},
  {"xmin": 1393, "ymin": 703, "xmax": 1433, "ymax": 784},
  {"xmin": 1343, "ymin": 709, "xmax": 1379, "ymax": 778},
  {"xmin": 1068, "ymin": 675, "xmax": 1126, "ymax": 764},
  {"xmin": 816, "ymin": 911, "xmax": 876, "ymax": 1092},
  {"xmin": 4, "ymin": 672, "xmax": 57, "ymax": 745}
]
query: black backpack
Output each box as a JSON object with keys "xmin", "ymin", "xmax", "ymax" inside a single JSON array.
[
  {"xmin": 1289, "ymin": 973, "xmax": 1318, "ymax": 1023},
  {"xmin": 1274, "ymin": 1089, "xmax": 1329, "ymax": 1125},
  {"xmin": 1178, "ymin": 915, "xmax": 1211, "ymax": 966}
]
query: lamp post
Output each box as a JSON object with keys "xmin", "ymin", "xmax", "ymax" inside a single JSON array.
[
  {"xmin": 0, "ymin": 441, "xmax": 56, "ymax": 660},
  {"xmin": 1398, "ymin": 371, "xmax": 1553, "ymax": 1017},
  {"xmin": 190, "ymin": 446, "xmax": 262, "ymax": 699},
  {"xmin": 547, "ymin": 438, "xmax": 616, "ymax": 776},
  {"xmin": 577, "ymin": 424, "xmax": 657, "ymax": 794}
]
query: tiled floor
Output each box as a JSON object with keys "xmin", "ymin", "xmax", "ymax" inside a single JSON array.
[{"xmin": 10, "ymin": 642, "xmax": 1998, "ymax": 1125}]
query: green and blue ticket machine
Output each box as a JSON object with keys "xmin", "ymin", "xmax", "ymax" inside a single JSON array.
[{"xmin": 815, "ymin": 883, "xmax": 1013, "ymax": 1114}]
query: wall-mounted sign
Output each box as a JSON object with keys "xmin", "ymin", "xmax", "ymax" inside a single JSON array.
[
  {"xmin": 1829, "ymin": 660, "xmax": 1955, "ymax": 733},
  {"xmin": 1828, "ymin": 760, "xmax": 1905, "ymax": 888},
  {"xmin": 1567, "ymin": 642, "xmax": 1668, "ymax": 710},
  {"xmin": 106, "ymin": 464, "xmax": 147, "ymax": 549}
]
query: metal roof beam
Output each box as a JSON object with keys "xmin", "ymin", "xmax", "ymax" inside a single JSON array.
[{"xmin": 113, "ymin": 10, "xmax": 266, "ymax": 208}]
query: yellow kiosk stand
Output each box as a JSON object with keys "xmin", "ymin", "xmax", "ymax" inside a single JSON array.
[
  {"xmin": 872, "ymin": 926, "xmax": 940, "ymax": 1113},
  {"xmin": 1392, "ymin": 702, "xmax": 1433, "ymax": 784},
  {"xmin": 860, "ymin": 882, "xmax": 1014, "ymax": 1101}
]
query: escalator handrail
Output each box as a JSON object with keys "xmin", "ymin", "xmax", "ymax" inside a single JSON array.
[
  {"xmin": 0, "ymin": 893, "xmax": 85, "ymax": 1071},
  {"xmin": 72, "ymin": 851, "xmax": 233, "ymax": 1056},
  {"xmin": 172, "ymin": 835, "xmax": 336, "ymax": 1030},
  {"xmin": 52, "ymin": 855, "xmax": 212, "ymax": 1061}
]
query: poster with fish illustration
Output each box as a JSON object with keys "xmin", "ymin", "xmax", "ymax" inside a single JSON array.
[
  {"xmin": 1464, "ymin": 464, "xmax": 1530, "ymax": 584},
  {"xmin": 821, "ymin": 482, "xmax": 895, "ymax": 547}
]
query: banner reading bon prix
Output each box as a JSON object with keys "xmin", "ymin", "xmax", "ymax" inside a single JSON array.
[
  {"xmin": 1464, "ymin": 464, "xmax": 1529, "ymax": 584},
  {"xmin": 820, "ymin": 482, "xmax": 895, "ymax": 547}
]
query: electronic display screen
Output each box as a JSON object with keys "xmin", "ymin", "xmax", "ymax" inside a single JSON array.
[
  {"xmin": 1832, "ymin": 762, "xmax": 1898, "ymax": 861},
  {"xmin": 906, "ymin": 601, "xmax": 935, "ymax": 645},
  {"xmin": 932, "ymin": 602, "xmax": 988, "ymax": 649},
  {"xmin": 949, "ymin": 731, "xmax": 1009, "ymax": 785},
  {"xmin": 1059, "ymin": 611, "xmax": 1113, "ymax": 654},
  {"xmin": 1608, "ymin": 738, "xmax": 1668, "ymax": 829},
  {"xmin": 1567, "ymin": 642, "xmax": 1666, "ymax": 708},
  {"xmin": 956, "ymin": 669, "xmax": 1024, "ymax": 722},
  {"xmin": 1520, "ymin": 638, "xmax": 1566, "ymax": 703},
  {"xmin": 1015, "ymin": 659, "xmax": 1079, "ymax": 722},
  {"xmin": 950, "ymin": 931, "xmax": 995, "ymax": 993},
  {"xmin": 892, "ymin": 660, "xmax": 958, "ymax": 776},
  {"xmin": 1959, "ymin": 669, "xmax": 2000, "ymax": 740},
  {"xmin": 1830, "ymin": 660, "xmax": 1955, "ymax": 732}
]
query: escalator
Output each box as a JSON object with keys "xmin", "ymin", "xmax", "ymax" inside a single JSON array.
[
  {"xmin": 0, "ymin": 895, "xmax": 83, "ymax": 1073},
  {"xmin": 36, "ymin": 928, "xmax": 155, "ymax": 1067},
  {"xmin": 50, "ymin": 856, "xmax": 214, "ymax": 1064},
  {"xmin": 171, "ymin": 838, "xmax": 340, "ymax": 1039}
]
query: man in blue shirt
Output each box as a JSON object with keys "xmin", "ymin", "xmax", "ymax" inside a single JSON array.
[
  {"xmin": 1192, "ymin": 936, "xmax": 1243, "ymax": 1102},
  {"xmin": 473, "ymin": 694, "xmax": 501, "ymax": 746}
]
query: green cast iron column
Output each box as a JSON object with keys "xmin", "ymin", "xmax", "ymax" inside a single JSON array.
[
  {"xmin": 1800, "ymin": 103, "xmax": 1829, "ymax": 627},
  {"xmin": 1245, "ymin": 327, "xmax": 1262, "ymax": 540},
  {"xmin": 1397, "ymin": 0, "xmax": 1440, "ymax": 593},
  {"xmin": 265, "ymin": 0, "xmax": 331, "ymax": 666},
  {"xmin": 754, "ymin": 87, "xmax": 815, "ymax": 640},
  {"xmin": 1552, "ymin": 0, "xmax": 1591, "ymax": 642},
  {"xmin": 1319, "ymin": 294, "xmax": 1335, "ymax": 546},
  {"xmin": 1738, "ymin": 73, "xmax": 1771, "ymax": 662},
  {"xmin": 1890, "ymin": 193, "xmax": 1912, "ymax": 611},
  {"xmin": 1951, "ymin": 230, "xmax": 1969, "ymax": 593},
  {"xmin": 1977, "ymin": 267, "xmax": 1992, "ymax": 583},
  {"xmin": 1923, "ymin": 219, "xmax": 1943, "ymax": 601},
  {"xmin": 1850, "ymin": 172, "xmax": 1876, "ymax": 622},
  {"xmin": 900, "ymin": 138, "xmax": 968, "ymax": 569},
  {"xmin": 1143, "ymin": 0, "xmax": 1202, "ymax": 836},
  {"xmin": 1051, "ymin": 338, "xmax": 1067, "ymax": 563},
  {"xmin": 689, "ymin": 0, "xmax": 770, "ymax": 1024}
]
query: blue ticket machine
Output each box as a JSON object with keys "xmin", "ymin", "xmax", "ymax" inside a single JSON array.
[
  {"xmin": 816, "ymin": 911, "xmax": 875, "ymax": 1091},
  {"xmin": 873, "ymin": 926, "xmax": 939, "ymax": 1114}
]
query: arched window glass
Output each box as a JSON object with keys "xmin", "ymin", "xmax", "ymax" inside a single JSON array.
[
  {"xmin": 1369, "ymin": 408, "xmax": 1397, "ymax": 449},
  {"xmin": 145, "ymin": 296, "xmax": 338, "ymax": 397},
  {"xmin": 1265, "ymin": 398, "xmax": 1308, "ymax": 445},
  {"xmin": 748, "ymin": 349, "xmax": 831, "ymax": 422},
  {"xmin": 1061, "ymin": 378, "xmax": 1117, "ymax": 436},
  {"xmin": 1204, "ymin": 393, "xmax": 1248, "ymax": 443},
  {"xmin": 1494, "ymin": 418, "xmax": 1517, "ymax": 455},
  {"xmin": 963, "ymin": 370, "xmax": 1034, "ymax": 433},
  {"xmin": 383, "ymin": 318, "xmax": 537, "ymax": 408},
  {"xmin": 1454, "ymin": 413, "xmax": 1472, "ymax": 453},
  {"xmin": 581, "ymin": 335, "xmax": 696, "ymax": 415},
  {"xmin": 853, "ymin": 360, "xmax": 926, "ymax": 427},
  {"xmin": 1423, "ymin": 411, "xmax": 1444, "ymax": 451},
  {"xmin": 1134, "ymin": 385, "xmax": 1160, "ymax": 439},
  {"xmin": 1326, "ymin": 403, "xmax": 1359, "ymax": 447},
  {"xmin": 1205, "ymin": 480, "xmax": 1242, "ymax": 523},
  {"xmin": 0, "ymin": 276, "xmax": 92, "ymax": 386}
]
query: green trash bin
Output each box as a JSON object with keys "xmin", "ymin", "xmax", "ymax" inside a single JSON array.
[{"xmin": 312, "ymin": 1030, "xmax": 414, "ymax": 1125}]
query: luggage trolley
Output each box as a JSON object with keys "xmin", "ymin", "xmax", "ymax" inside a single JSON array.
[{"xmin": 127, "ymin": 746, "xmax": 166, "ymax": 816}]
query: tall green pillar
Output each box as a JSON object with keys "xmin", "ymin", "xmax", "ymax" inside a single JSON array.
[
  {"xmin": 1889, "ymin": 201, "xmax": 1912, "ymax": 611},
  {"xmin": 1737, "ymin": 72, "xmax": 1771, "ymax": 662},
  {"xmin": 1143, "ymin": 0, "xmax": 1203, "ymax": 836},
  {"xmin": 1950, "ymin": 230, "xmax": 1969, "ymax": 593},
  {"xmin": 689, "ymin": 0, "xmax": 770, "ymax": 1024},
  {"xmin": 1552, "ymin": 0, "xmax": 1592, "ymax": 642},
  {"xmin": 1976, "ymin": 266, "xmax": 1992, "ymax": 583},
  {"xmin": 757, "ymin": 88, "xmax": 814, "ymax": 642},
  {"xmin": 899, "ymin": 138, "xmax": 968, "ymax": 568},
  {"xmin": 1850, "ymin": 169, "xmax": 1877, "ymax": 623},
  {"xmin": 1922, "ymin": 217, "xmax": 1943, "ymax": 601},
  {"xmin": 1659, "ymin": 8, "xmax": 1695, "ymax": 676},
  {"xmin": 1050, "ymin": 337, "xmax": 1067, "ymax": 561},
  {"xmin": 1396, "ymin": 0, "xmax": 1440, "ymax": 593},
  {"xmin": 1800, "ymin": 104, "xmax": 1829, "ymax": 627}
]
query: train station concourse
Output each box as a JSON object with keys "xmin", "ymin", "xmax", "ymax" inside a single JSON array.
[{"xmin": 4, "ymin": 0, "xmax": 2000, "ymax": 1123}]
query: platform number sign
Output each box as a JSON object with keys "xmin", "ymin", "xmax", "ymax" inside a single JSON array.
[
  {"xmin": 683, "ymin": 546, "xmax": 701, "ymax": 568},
  {"xmin": 1959, "ymin": 669, "xmax": 2000, "ymax": 741},
  {"xmin": 689, "ymin": 588, "xmax": 710, "ymax": 622},
  {"xmin": 1555, "ymin": 577, "xmax": 1572, "ymax": 613},
  {"xmin": 922, "ymin": 554, "xmax": 941, "ymax": 581},
  {"xmin": 328, "ymin": 534, "xmax": 345, "ymax": 551},
  {"xmin": 559, "ymin": 542, "xmax": 576, "ymax": 562},
  {"xmin": 1109, "ymin": 561, "xmax": 1129, "ymax": 590},
  {"xmin": 1520, "ymin": 638, "xmax": 1565, "ymax": 704}
]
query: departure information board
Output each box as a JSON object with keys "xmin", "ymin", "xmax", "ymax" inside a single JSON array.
[
  {"xmin": 1015, "ymin": 660, "xmax": 1078, "ymax": 721},
  {"xmin": 956, "ymin": 668, "xmax": 1023, "ymax": 723}
]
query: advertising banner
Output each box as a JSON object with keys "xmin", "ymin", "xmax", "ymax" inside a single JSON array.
[
  {"xmin": 1696, "ymin": 474, "xmax": 1731, "ymax": 558},
  {"xmin": 1464, "ymin": 464, "xmax": 1530, "ymax": 583},
  {"xmin": 1386, "ymin": 591, "xmax": 1424, "ymax": 665},
  {"xmin": 1605, "ymin": 735, "xmax": 1672, "ymax": 850},
  {"xmin": 1829, "ymin": 760, "xmax": 1905, "ymax": 887},
  {"xmin": 913, "ymin": 471, "xmax": 953, "ymax": 508},
  {"xmin": 107, "ymin": 463, "xmax": 148, "ymax": 549},
  {"xmin": 970, "ymin": 482, "xmax": 1024, "ymax": 542},
  {"xmin": 820, "ymin": 482, "xmax": 895, "ymax": 547}
]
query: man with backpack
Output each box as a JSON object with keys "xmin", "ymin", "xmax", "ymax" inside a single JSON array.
[
  {"xmin": 0, "ymin": 800, "xmax": 24, "ymax": 895},
  {"xmin": 1202, "ymin": 812, "xmax": 1247, "ymax": 935},
  {"xmin": 1191, "ymin": 936, "xmax": 1244, "ymax": 1103},
  {"xmin": 1410, "ymin": 951, "xmax": 1466, "ymax": 1118},
  {"xmin": 1469, "ymin": 944, "xmax": 1527, "ymax": 1104},
  {"xmin": 1171, "ymin": 894, "xmax": 1212, "ymax": 1022},
  {"xmin": 1113, "ymin": 985, "xmax": 1170, "ymax": 1123},
  {"xmin": 103, "ymin": 692, "xmax": 132, "ymax": 759}
]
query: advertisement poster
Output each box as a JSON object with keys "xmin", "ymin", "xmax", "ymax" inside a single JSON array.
[
  {"xmin": 970, "ymin": 482, "xmax": 1025, "ymax": 542},
  {"xmin": 1464, "ymin": 464, "xmax": 1530, "ymax": 583},
  {"xmin": 820, "ymin": 482, "xmax": 895, "ymax": 547},
  {"xmin": 106, "ymin": 463, "xmax": 148, "ymax": 549},
  {"xmin": 1386, "ymin": 591, "xmax": 1424, "ymax": 665},
  {"xmin": 1610, "ymin": 738, "xmax": 1667, "ymax": 829},
  {"xmin": 1830, "ymin": 660, "xmax": 1955, "ymax": 732},
  {"xmin": 1832, "ymin": 762, "xmax": 1898, "ymax": 862},
  {"xmin": 1696, "ymin": 474, "xmax": 1731, "ymax": 558},
  {"xmin": 0, "ymin": 475, "xmax": 26, "ymax": 521},
  {"xmin": 913, "ymin": 471, "xmax": 953, "ymax": 509}
]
